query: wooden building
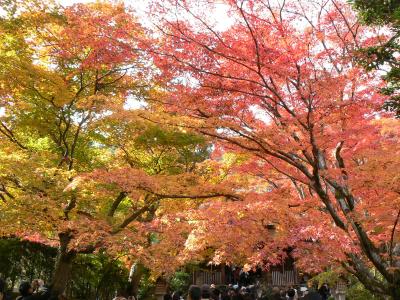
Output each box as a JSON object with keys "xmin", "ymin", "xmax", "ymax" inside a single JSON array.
[
  {"xmin": 191, "ymin": 258, "xmax": 300, "ymax": 287},
  {"xmin": 192, "ymin": 266, "xmax": 225, "ymax": 285}
]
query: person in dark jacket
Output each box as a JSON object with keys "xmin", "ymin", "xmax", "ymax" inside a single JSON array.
[
  {"xmin": 287, "ymin": 288, "xmax": 296, "ymax": 300},
  {"xmin": 18, "ymin": 281, "xmax": 50, "ymax": 300},
  {"xmin": 0, "ymin": 278, "xmax": 4, "ymax": 300},
  {"xmin": 201, "ymin": 285, "xmax": 212, "ymax": 300},
  {"xmin": 0, "ymin": 278, "xmax": 11, "ymax": 300},
  {"xmin": 278, "ymin": 290, "xmax": 286, "ymax": 300},
  {"xmin": 172, "ymin": 291, "xmax": 182, "ymax": 300},
  {"xmin": 302, "ymin": 289, "xmax": 322, "ymax": 300},
  {"xmin": 211, "ymin": 287, "xmax": 220, "ymax": 300},
  {"xmin": 188, "ymin": 285, "xmax": 202, "ymax": 300},
  {"xmin": 164, "ymin": 290, "xmax": 173, "ymax": 300},
  {"xmin": 318, "ymin": 284, "xmax": 330, "ymax": 300}
]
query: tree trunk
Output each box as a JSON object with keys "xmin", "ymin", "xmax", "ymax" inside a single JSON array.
[
  {"xmin": 390, "ymin": 273, "xmax": 400, "ymax": 300},
  {"xmin": 127, "ymin": 263, "xmax": 145, "ymax": 299},
  {"xmin": 51, "ymin": 232, "xmax": 76, "ymax": 296}
]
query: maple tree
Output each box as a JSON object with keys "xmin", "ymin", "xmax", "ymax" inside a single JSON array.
[
  {"xmin": 0, "ymin": 1, "xmax": 240, "ymax": 296},
  {"xmin": 147, "ymin": 0, "xmax": 400, "ymax": 298},
  {"xmin": 0, "ymin": 0, "xmax": 147, "ymax": 294},
  {"xmin": 1, "ymin": 0, "xmax": 400, "ymax": 298}
]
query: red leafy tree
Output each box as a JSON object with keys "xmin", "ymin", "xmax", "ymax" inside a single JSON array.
[{"xmin": 148, "ymin": 0, "xmax": 400, "ymax": 297}]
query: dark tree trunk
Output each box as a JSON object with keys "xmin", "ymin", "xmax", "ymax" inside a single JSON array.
[
  {"xmin": 50, "ymin": 232, "xmax": 76, "ymax": 296},
  {"xmin": 390, "ymin": 273, "xmax": 400, "ymax": 300}
]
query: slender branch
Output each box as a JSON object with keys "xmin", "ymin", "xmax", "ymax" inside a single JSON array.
[
  {"xmin": 108, "ymin": 191, "xmax": 128, "ymax": 217},
  {"xmin": 113, "ymin": 204, "xmax": 152, "ymax": 234},
  {"xmin": 0, "ymin": 121, "xmax": 28, "ymax": 150}
]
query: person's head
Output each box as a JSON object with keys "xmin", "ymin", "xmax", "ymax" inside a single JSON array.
[
  {"xmin": 239, "ymin": 287, "xmax": 245, "ymax": 294},
  {"xmin": 271, "ymin": 287, "xmax": 279, "ymax": 295},
  {"xmin": 201, "ymin": 285, "xmax": 211, "ymax": 299},
  {"xmin": 300, "ymin": 286, "xmax": 308, "ymax": 296},
  {"xmin": 188, "ymin": 285, "xmax": 201, "ymax": 300},
  {"xmin": 19, "ymin": 281, "xmax": 33, "ymax": 296},
  {"xmin": 31, "ymin": 279, "xmax": 40, "ymax": 291},
  {"xmin": 287, "ymin": 289, "xmax": 295, "ymax": 298}
]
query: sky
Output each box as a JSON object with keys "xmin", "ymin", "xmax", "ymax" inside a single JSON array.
[{"xmin": 60, "ymin": 0, "xmax": 234, "ymax": 31}]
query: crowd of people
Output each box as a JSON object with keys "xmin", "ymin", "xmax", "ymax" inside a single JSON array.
[
  {"xmin": 0, "ymin": 278, "xmax": 66, "ymax": 300},
  {"xmin": 268, "ymin": 284, "xmax": 331, "ymax": 300},
  {"xmin": 164, "ymin": 283, "xmax": 331, "ymax": 300},
  {"xmin": 0, "ymin": 278, "xmax": 331, "ymax": 300}
]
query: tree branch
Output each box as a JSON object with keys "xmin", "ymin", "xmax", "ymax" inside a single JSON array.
[
  {"xmin": 108, "ymin": 191, "xmax": 128, "ymax": 217},
  {"xmin": 389, "ymin": 208, "xmax": 400, "ymax": 267}
]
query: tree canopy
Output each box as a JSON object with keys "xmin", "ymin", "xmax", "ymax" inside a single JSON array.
[
  {"xmin": 0, "ymin": 0, "xmax": 399, "ymax": 299},
  {"xmin": 147, "ymin": 0, "xmax": 400, "ymax": 298}
]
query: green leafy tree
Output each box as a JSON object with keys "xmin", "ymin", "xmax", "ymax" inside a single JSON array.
[
  {"xmin": 352, "ymin": 0, "xmax": 400, "ymax": 116},
  {"xmin": 169, "ymin": 270, "xmax": 191, "ymax": 295},
  {"xmin": 0, "ymin": 238, "xmax": 57, "ymax": 287},
  {"xmin": 68, "ymin": 253, "xmax": 129, "ymax": 300}
]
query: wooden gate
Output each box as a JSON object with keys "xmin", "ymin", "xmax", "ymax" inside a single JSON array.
[
  {"xmin": 269, "ymin": 269, "xmax": 299, "ymax": 287},
  {"xmin": 193, "ymin": 270, "xmax": 223, "ymax": 285}
]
